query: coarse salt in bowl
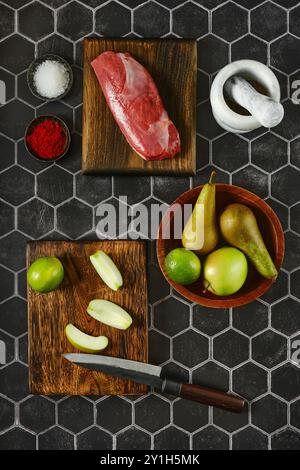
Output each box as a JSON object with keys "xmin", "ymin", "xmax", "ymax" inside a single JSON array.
[
  {"xmin": 34, "ymin": 60, "xmax": 69, "ymax": 99},
  {"xmin": 27, "ymin": 54, "xmax": 73, "ymax": 101}
]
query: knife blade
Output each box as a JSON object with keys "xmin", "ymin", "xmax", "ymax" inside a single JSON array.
[
  {"xmin": 64, "ymin": 353, "xmax": 245, "ymax": 413},
  {"xmin": 64, "ymin": 353, "xmax": 163, "ymax": 388}
]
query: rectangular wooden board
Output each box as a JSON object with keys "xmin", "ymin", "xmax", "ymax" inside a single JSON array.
[
  {"xmin": 82, "ymin": 38, "xmax": 197, "ymax": 175},
  {"xmin": 27, "ymin": 240, "xmax": 148, "ymax": 396}
]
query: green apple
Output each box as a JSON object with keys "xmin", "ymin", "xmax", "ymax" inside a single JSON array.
[
  {"xmin": 90, "ymin": 250, "xmax": 123, "ymax": 291},
  {"xmin": 87, "ymin": 299, "xmax": 132, "ymax": 330},
  {"xmin": 65, "ymin": 324, "xmax": 108, "ymax": 353},
  {"xmin": 203, "ymin": 247, "xmax": 248, "ymax": 296},
  {"xmin": 27, "ymin": 256, "xmax": 64, "ymax": 293}
]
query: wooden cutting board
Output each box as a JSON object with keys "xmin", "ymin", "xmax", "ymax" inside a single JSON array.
[
  {"xmin": 82, "ymin": 38, "xmax": 197, "ymax": 175},
  {"xmin": 27, "ymin": 240, "xmax": 148, "ymax": 396}
]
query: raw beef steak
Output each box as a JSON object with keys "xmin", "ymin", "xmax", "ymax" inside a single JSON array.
[{"xmin": 91, "ymin": 51, "xmax": 181, "ymax": 161}]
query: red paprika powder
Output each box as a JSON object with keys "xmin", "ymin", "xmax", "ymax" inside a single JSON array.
[{"xmin": 26, "ymin": 118, "xmax": 67, "ymax": 159}]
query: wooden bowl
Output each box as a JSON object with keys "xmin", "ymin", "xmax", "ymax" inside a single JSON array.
[{"xmin": 157, "ymin": 184, "xmax": 284, "ymax": 308}]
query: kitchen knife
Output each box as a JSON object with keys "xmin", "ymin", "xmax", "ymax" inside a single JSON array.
[{"xmin": 64, "ymin": 353, "xmax": 245, "ymax": 413}]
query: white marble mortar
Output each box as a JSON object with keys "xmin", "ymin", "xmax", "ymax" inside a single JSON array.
[{"xmin": 210, "ymin": 60, "xmax": 281, "ymax": 133}]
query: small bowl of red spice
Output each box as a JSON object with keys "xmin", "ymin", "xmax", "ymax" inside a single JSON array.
[{"xmin": 25, "ymin": 115, "xmax": 70, "ymax": 162}]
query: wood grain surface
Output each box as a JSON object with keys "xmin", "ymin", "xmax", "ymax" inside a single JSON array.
[
  {"xmin": 82, "ymin": 38, "xmax": 197, "ymax": 175},
  {"xmin": 157, "ymin": 184, "xmax": 285, "ymax": 308},
  {"xmin": 27, "ymin": 240, "xmax": 148, "ymax": 395}
]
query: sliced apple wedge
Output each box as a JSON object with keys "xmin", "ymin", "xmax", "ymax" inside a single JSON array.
[
  {"xmin": 90, "ymin": 250, "xmax": 123, "ymax": 291},
  {"xmin": 65, "ymin": 324, "xmax": 108, "ymax": 353},
  {"xmin": 87, "ymin": 299, "xmax": 132, "ymax": 330}
]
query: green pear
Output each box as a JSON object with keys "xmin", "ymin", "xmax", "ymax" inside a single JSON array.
[
  {"xmin": 220, "ymin": 203, "xmax": 277, "ymax": 280},
  {"xmin": 182, "ymin": 171, "xmax": 219, "ymax": 255},
  {"xmin": 203, "ymin": 247, "xmax": 248, "ymax": 296}
]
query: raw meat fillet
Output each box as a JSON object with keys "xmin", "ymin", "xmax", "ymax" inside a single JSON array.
[{"xmin": 91, "ymin": 51, "xmax": 181, "ymax": 161}]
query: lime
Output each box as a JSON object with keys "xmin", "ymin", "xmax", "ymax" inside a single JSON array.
[
  {"xmin": 27, "ymin": 256, "xmax": 64, "ymax": 293},
  {"xmin": 164, "ymin": 248, "xmax": 201, "ymax": 285}
]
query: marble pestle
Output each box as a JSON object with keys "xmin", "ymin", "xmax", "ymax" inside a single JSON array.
[{"xmin": 224, "ymin": 75, "xmax": 284, "ymax": 128}]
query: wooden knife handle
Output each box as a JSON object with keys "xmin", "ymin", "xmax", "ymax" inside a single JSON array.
[
  {"xmin": 180, "ymin": 383, "xmax": 245, "ymax": 413},
  {"xmin": 162, "ymin": 380, "xmax": 245, "ymax": 413}
]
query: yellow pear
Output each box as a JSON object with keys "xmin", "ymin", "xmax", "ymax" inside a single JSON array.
[{"xmin": 182, "ymin": 171, "xmax": 219, "ymax": 255}]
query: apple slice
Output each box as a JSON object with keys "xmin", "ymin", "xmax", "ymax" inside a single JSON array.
[
  {"xmin": 87, "ymin": 299, "xmax": 132, "ymax": 330},
  {"xmin": 65, "ymin": 324, "xmax": 108, "ymax": 353},
  {"xmin": 90, "ymin": 250, "xmax": 123, "ymax": 291}
]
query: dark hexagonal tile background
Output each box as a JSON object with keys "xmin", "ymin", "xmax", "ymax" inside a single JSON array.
[
  {"xmin": 0, "ymin": 266, "xmax": 14, "ymax": 303},
  {"xmin": 173, "ymin": 398, "xmax": 208, "ymax": 432},
  {"xmin": 0, "ymin": 35, "xmax": 34, "ymax": 74},
  {"xmin": 97, "ymin": 396, "xmax": 132, "ymax": 433},
  {"xmin": 0, "ymin": 396, "xmax": 14, "ymax": 433},
  {"xmin": 233, "ymin": 362, "xmax": 268, "ymax": 401},
  {"xmin": 37, "ymin": 166, "xmax": 73, "ymax": 205},
  {"xmin": 134, "ymin": 2, "xmax": 170, "ymax": 37},
  {"xmin": 173, "ymin": 329, "xmax": 209, "ymax": 367},
  {"xmin": 56, "ymin": 198, "xmax": 93, "ymax": 238},
  {"xmin": 0, "ymin": 0, "xmax": 299, "ymax": 451},
  {"xmin": 0, "ymin": 428, "xmax": 36, "ymax": 450},
  {"xmin": 212, "ymin": 133, "xmax": 249, "ymax": 172},
  {"xmin": 0, "ymin": 4, "xmax": 14, "ymax": 40},
  {"xmin": 19, "ymin": 396, "xmax": 55, "ymax": 433},
  {"xmin": 38, "ymin": 34, "xmax": 73, "ymax": 64},
  {"xmin": 232, "ymin": 35, "xmax": 268, "ymax": 64},
  {"xmin": 18, "ymin": 2, "xmax": 54, "ymax": 41},
  {"xmin": 233, "ymin": 300, "xmax": 268, "ymax": 337},
  {"xmin": 0, "ymin": 200, "xmax": 14, "ymax": 237},
  {"xmin": 251, "ymin": 133, "xmax": 287, "ymax": 173},
  {"xmin": 213, "ymin": 330, "xmax": 249, "ymax": 368},
  {"xmin": 0, "ymin": 100, "xmax": 34, "ymax": 140},
  {"xmin": 251, "ymin": 2, "xmax": 286, "ymax": 42},
  {"xmin": 38, "ymin": 427, "xmax": 74, "ymax": 450},
  {"xmin": 96, "ymin": 1, "xmax": 131, "ymax": 37},
  {"xmin": 271, "ymin": 35, "xmax": 300, "ymax": 74},
  {"xmin": 58, "ymin": 397, "xmax": 94, "ymax": 433},
  {"xmin": 213, "ymin": 402, "xmax": 249, "ymax": 432},
  {"xmin": 232, "ymin": 426, "xmax": 268, "ymax": 450},
  {"xmin": 76, "ymin": 427, "xmax": 112, "ymax": 450},
  {"xmin": 18, "ymin": 199, "xmax": 54, "ymax": 238},
  {"xmin": 252, "ymin": 330, "xmax": 287, "ymax": 368},
  {"xmin": 212, "ymin": 2, "xmax": 248, "ymax": 42},
  {"xmin": 154, "ymin": 426, "xmax": 189, "ymax": 450},
  {"xmin": 232, "ymin": 165, "xmax": 268, "ymax": 198},
  {"xmin": 251, "ymin": 395, "xmax": 287, "ymax": 433},
  {"xmin": 193, "ymin": 305, "xmax": 229, "ymax": 336},
  {"xmin": 193, "ymin": 425, "xmax": 229, "ymax": 450},
  {"xmin": 57, "ymin": 1, "xmax": 93, "ymax": 41},
  {"xmin": 173, "ymin": 2, "xmax": 208, "ymax": 39},
  {"xmin": 135, "ymin": 395, "xmax": 170, "ymax": 432},
  {"xmin": 117, "ymin": 427, "xmax": 151, "ymax": 450},
  {"xmin": 193, "ymin": 361, "xmax": 229, "ymax": 392},
  {"xmin": 153, "ymin": 297, "xmax": 190, "ymax": 337},
  {"xmin": 0, "ymin": 297, "xmax": 27, "ymax": 337}
]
